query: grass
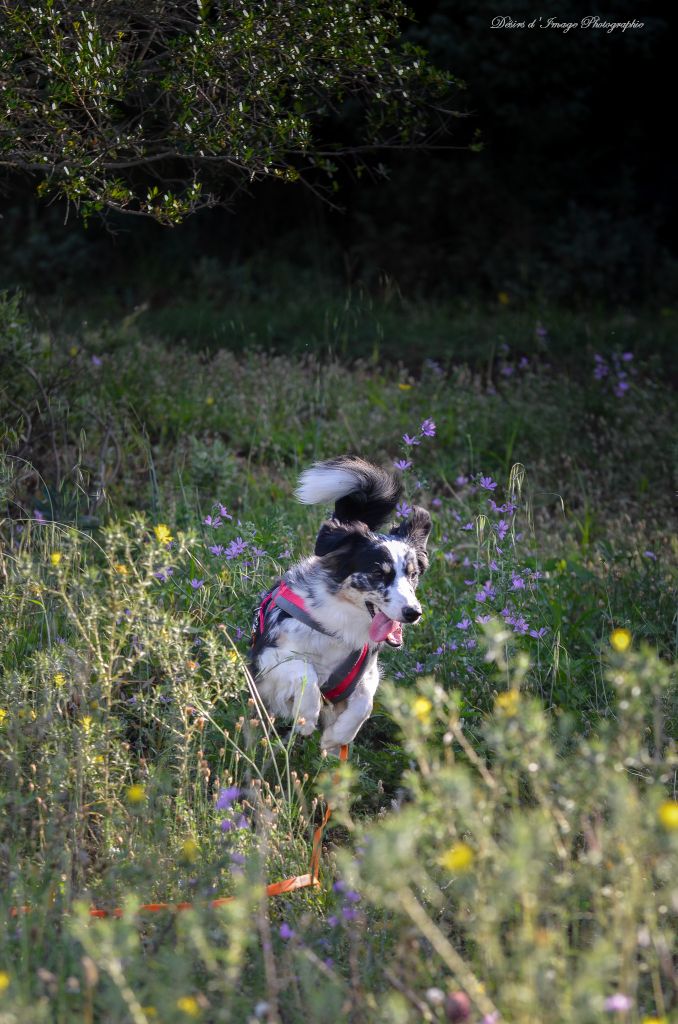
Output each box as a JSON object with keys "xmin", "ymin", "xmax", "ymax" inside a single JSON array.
[{"xmin": 0, "ymin": 291, "xmax": 677, "ymax": 1023}]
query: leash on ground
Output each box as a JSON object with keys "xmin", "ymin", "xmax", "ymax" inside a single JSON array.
[{"xmin": 10, "ymin": 745, "xmax": 349, "ymax": 920}]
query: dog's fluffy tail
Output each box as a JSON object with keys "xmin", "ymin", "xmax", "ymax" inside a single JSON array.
[{"xmin": 295, "ymin": 456, "xmax": 402, "ymax": 531}]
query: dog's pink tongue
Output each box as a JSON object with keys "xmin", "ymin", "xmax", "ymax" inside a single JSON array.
[{"xmin": 369, "ymin": 611, "xmax": 396, "ymax": 644}]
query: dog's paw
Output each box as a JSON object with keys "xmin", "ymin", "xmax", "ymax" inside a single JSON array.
[{"xmin": 294, "ymin": 716, "xmax": 317, "ymax": 737}]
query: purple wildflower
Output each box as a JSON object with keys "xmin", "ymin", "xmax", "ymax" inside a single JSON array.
[
  {"xmin": 431, "ymin": 497, "xmax": 442, "ymax": 508},
  {"xmin": 402, "ymin": 434, "xmax": 420, "ymax": 446},
  {"xmin": 333, "ymin": 880, "xmax": 346, "ymax": 893},
  {"xmin": 217, "ymin": 504, "xmax": 233, "ymax": 519},
  {"xmin": 462, "ymin": 522, "xmax": 474, "ymax": 531},
  {"xmin": 593, "ymin": 354, "xmax": 609, "ymax": 379},
  {"xmin": 479, "ymin": 476, "xmax": 498, "ymax": 491},
  {"xmin": 500, "ymin": 365, "xmax": 514, "ymax": 377},
  {"xmin": 341, "ymin": 906, "xmax": 359, "ymax": 921},
  {"xmin": 476, "ymin": 614, "xmax": 491, "ymax": 624},
  {"xmin": 643, "ymin": 550, "xmax": 657, "ymax": 560},
  {"xmin": 393, "ymin": 458, "xmax": 412, "ymax": 471},
  {"xmin": 518, "ymin": 356, "xmax": 530, "ymax": 369},
  {"xmin": 203, "ymin": 514, "xmax": 222, "ymax": 528},
  {"xmin": 220, "ymin": 819, "xmax": 233, "ymax": 833},
  {"xmin": 464, "ymin": 638, "xmax": 477, "ymax": 650},
  {"xmin": 396, "ymin": 501, "xmax": 412, "ymax": 518},
  {"xmin": 614, "ymin": 380, "xmax": 630, "ymax": 397},
  {"xmin": 529, "ymin": 627, "xmax": 549, "ymax": 639},
  {"xmin": 604, "ymin": 994, "xmax": 633, "ymax": 1012},
  {"xmin": 344, "ymin": 890, "xmax": 361, "ymax": 903},
  {"xmin": 512, "ymin": 615, "xmax": 529, "ymax": 634},
  {"xmin": 189, "ymin": 578, "xmax": 205, "ymax": 590},
  {"xmin": 209, "ymin": 544, "xmax": 225, "ymax": 556},
  {"xmin": 456, "ymin": 617, "xmax": 471, "ymax": 631},
  {"xmin": 279, "ymin": 923, "xmax": 294, "ymax": 940},
  {"xmin": 455, "ymin": 475, "xmax": 469, "ymax": 486},
  {"xmin": 496, "ymin": 519, "xmax": 509, "ymax": 541},
  {"xmin": 251, "ymin": 546, "xmax": 266, "ymax": 557},
  {"xmin": 420, "ymin": 418, "xmax": 436, "ymax": 437},
  {"xmin": 444, "ymin": 551, "xmax": 457, "ymax": 564},
  {"xmin": 475, "ymin": 581, "xmax": 496, "ymax": 603},
  {"xmin": 225, "ymin": 537, "xmax": 248, "ymax": 560},
  {"xmin": 154, "ymin": 567, "xmax": 174, "ymax": 582},
  {"xmin": 278, "ymin": 549, "xmax": 291, "ymax": 559},
  {"xmin": 33, "ymin": 509, "xmax": 46, "ymax": 522},
  {"xmin": 415, "ymin": 662, "xmax": 425, "ymax": 673},
  {"xmin": 91, "ymin": 354, "xmax": 103, "ymax": 367},
  {"xmin": 511, "ymin": 574, "xmax": 526, "ymax": 590},
  {"xmin": 216, "ymin": 786, "xmax": 240, "ymax": 810},
  {"xmin": 327, "ymin": 915, "xmax": 339, "ymax": 928},
  {"xmin": 621, "ymin": 352, "xmax": 633, "ymax": 362}
]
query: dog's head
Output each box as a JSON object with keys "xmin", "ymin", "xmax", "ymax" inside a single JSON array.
[{"xmin": 314, "ymin": 507, "xmax": 432, "ymax": 647}]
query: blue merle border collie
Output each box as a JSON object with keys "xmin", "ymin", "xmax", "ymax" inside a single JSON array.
[{"xmin": 250, "ymin": 456, "xmax": 432, "ymax": 753}]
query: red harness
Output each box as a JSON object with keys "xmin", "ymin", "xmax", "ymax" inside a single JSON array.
[{"xmin": 252, "ymin": 581, "xmax": 373, "ymax": 704}]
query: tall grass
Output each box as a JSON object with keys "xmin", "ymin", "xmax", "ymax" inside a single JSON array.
[{"xmin": 1, "ymin": 295, "xmax": 677, "ymax": 1022}]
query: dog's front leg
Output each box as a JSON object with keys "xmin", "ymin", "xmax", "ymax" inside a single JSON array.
[
  {"xmin": 289, "ymin": 662, "xmax": 322, "ymax": 737},
  {"xmin": 320, "ymin": 689, "xmax": 373, "ymax": 752}
]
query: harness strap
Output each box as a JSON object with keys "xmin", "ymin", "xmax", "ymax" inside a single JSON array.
[{"xmin": 252, "ymin": 582, "xmax": 374, "ymax": 704}]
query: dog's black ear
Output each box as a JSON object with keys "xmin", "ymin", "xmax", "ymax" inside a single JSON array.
[
  {"xmin": 389, "ymin": 506, "xmax": 432, "ymax": 573},
  {"xmin": 315, "ymin": 519, "xmax": 370, "ymax": 557}
]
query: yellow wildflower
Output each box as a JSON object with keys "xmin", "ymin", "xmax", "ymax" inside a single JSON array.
[
  {"xmin": 495, "ymin": 689, "xmax": 520, "ymax": 716},
  {"xmin": 0, "ymin": 970, "xmax": 10, "ymax": 991},
  {"xmin": 497, "ymin": 291, "xmax": 510, "ymax": 306},
  {"xmin": 181, "ymin": 838, "xmax": 200, "ymax": 863},
  {"xmin": 113, "ymin": 563, "xmax": 128, "ymax": 575},
  {"xmin": 0, "ymin": 709, "xmax": 7, "ymax": 726},
  {"xmin": 142, "ymin": 1010, "xmax": 158, "ymax": 1020},
  {"xmin": 69, "ymin": 345, "xmax": 79, "ymax": 357},
  {"xmin": 413, "ymin": 696, "xmax": 432, "ymax": 724},
  {"xmin": 53, "ymin": 672, "xmax": 66, "ymax": 687},
  {"xmin": 440, "ymin": 842, "xmax": 474, "ymax": 873},
  {"xmin": 658, "ymin": 800, "xmax": 678, "ymax": 830},
  {"xmin": 50, "ymin": 552, "xmax": 62, "ymax": 566},
  {"xmin": 397, "ymin": 383, "xmax": 413, "ymax": 391},
  {"xmin": 126, "ymin": 784, "xmax": 146, "ymax": 805},
  {"xmin": 81, "ymin": 716, "xmax": 93, "ymax": 734},
  {"xmin": 176, "ymin": 996, "xmax": 201, "ymax": 1017},
  {"xmin": 227, "ymin": 650, "xmax": 238, "ymax": 663},
  {"xmin": 641, "ymin": 1018, "xmax": 667, "ymax": 1024},
  {"xmin": 205, "ymin": 395, "xmax": 215, "ymax": 406},
  {"xmin": 154, "ymin": 523, "xmax": 173, "ymax": 544},
  {"xmin": 610, "ymin": 628, "xmax": 632, "ymax": 652}
]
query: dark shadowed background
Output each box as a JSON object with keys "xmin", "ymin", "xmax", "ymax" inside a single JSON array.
[{"xmin": 0, "ymin": 1, "xmax": 674, "ymax": 350}]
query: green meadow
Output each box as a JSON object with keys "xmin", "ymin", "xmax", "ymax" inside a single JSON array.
[{"xmin": 1, "ymin": 291, "xmax": 677, "ymax": 1023}]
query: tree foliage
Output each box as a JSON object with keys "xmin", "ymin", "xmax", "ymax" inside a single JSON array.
[{"xmin": 0, "ymin": 0, "xmax": 457, "ymax": 223}]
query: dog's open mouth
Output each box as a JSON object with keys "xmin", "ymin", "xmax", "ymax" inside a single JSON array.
[{"xmin": 366, "ymin": 601, "xmax": 404, "ymax": 648}]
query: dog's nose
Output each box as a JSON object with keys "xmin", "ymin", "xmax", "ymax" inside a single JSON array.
[{"xmin": 401, "ymin": 605, "xmax": 422, "ymax": 623}]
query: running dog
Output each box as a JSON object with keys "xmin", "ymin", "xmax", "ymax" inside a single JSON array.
[{"xmin": 250, "ymin": 456, "xmax": 431, "ymax": 751}]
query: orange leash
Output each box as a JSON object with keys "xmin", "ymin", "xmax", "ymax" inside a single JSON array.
[{"xmin": 11, "ymin": 744, "xmax": 349, "ymax": 920}]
